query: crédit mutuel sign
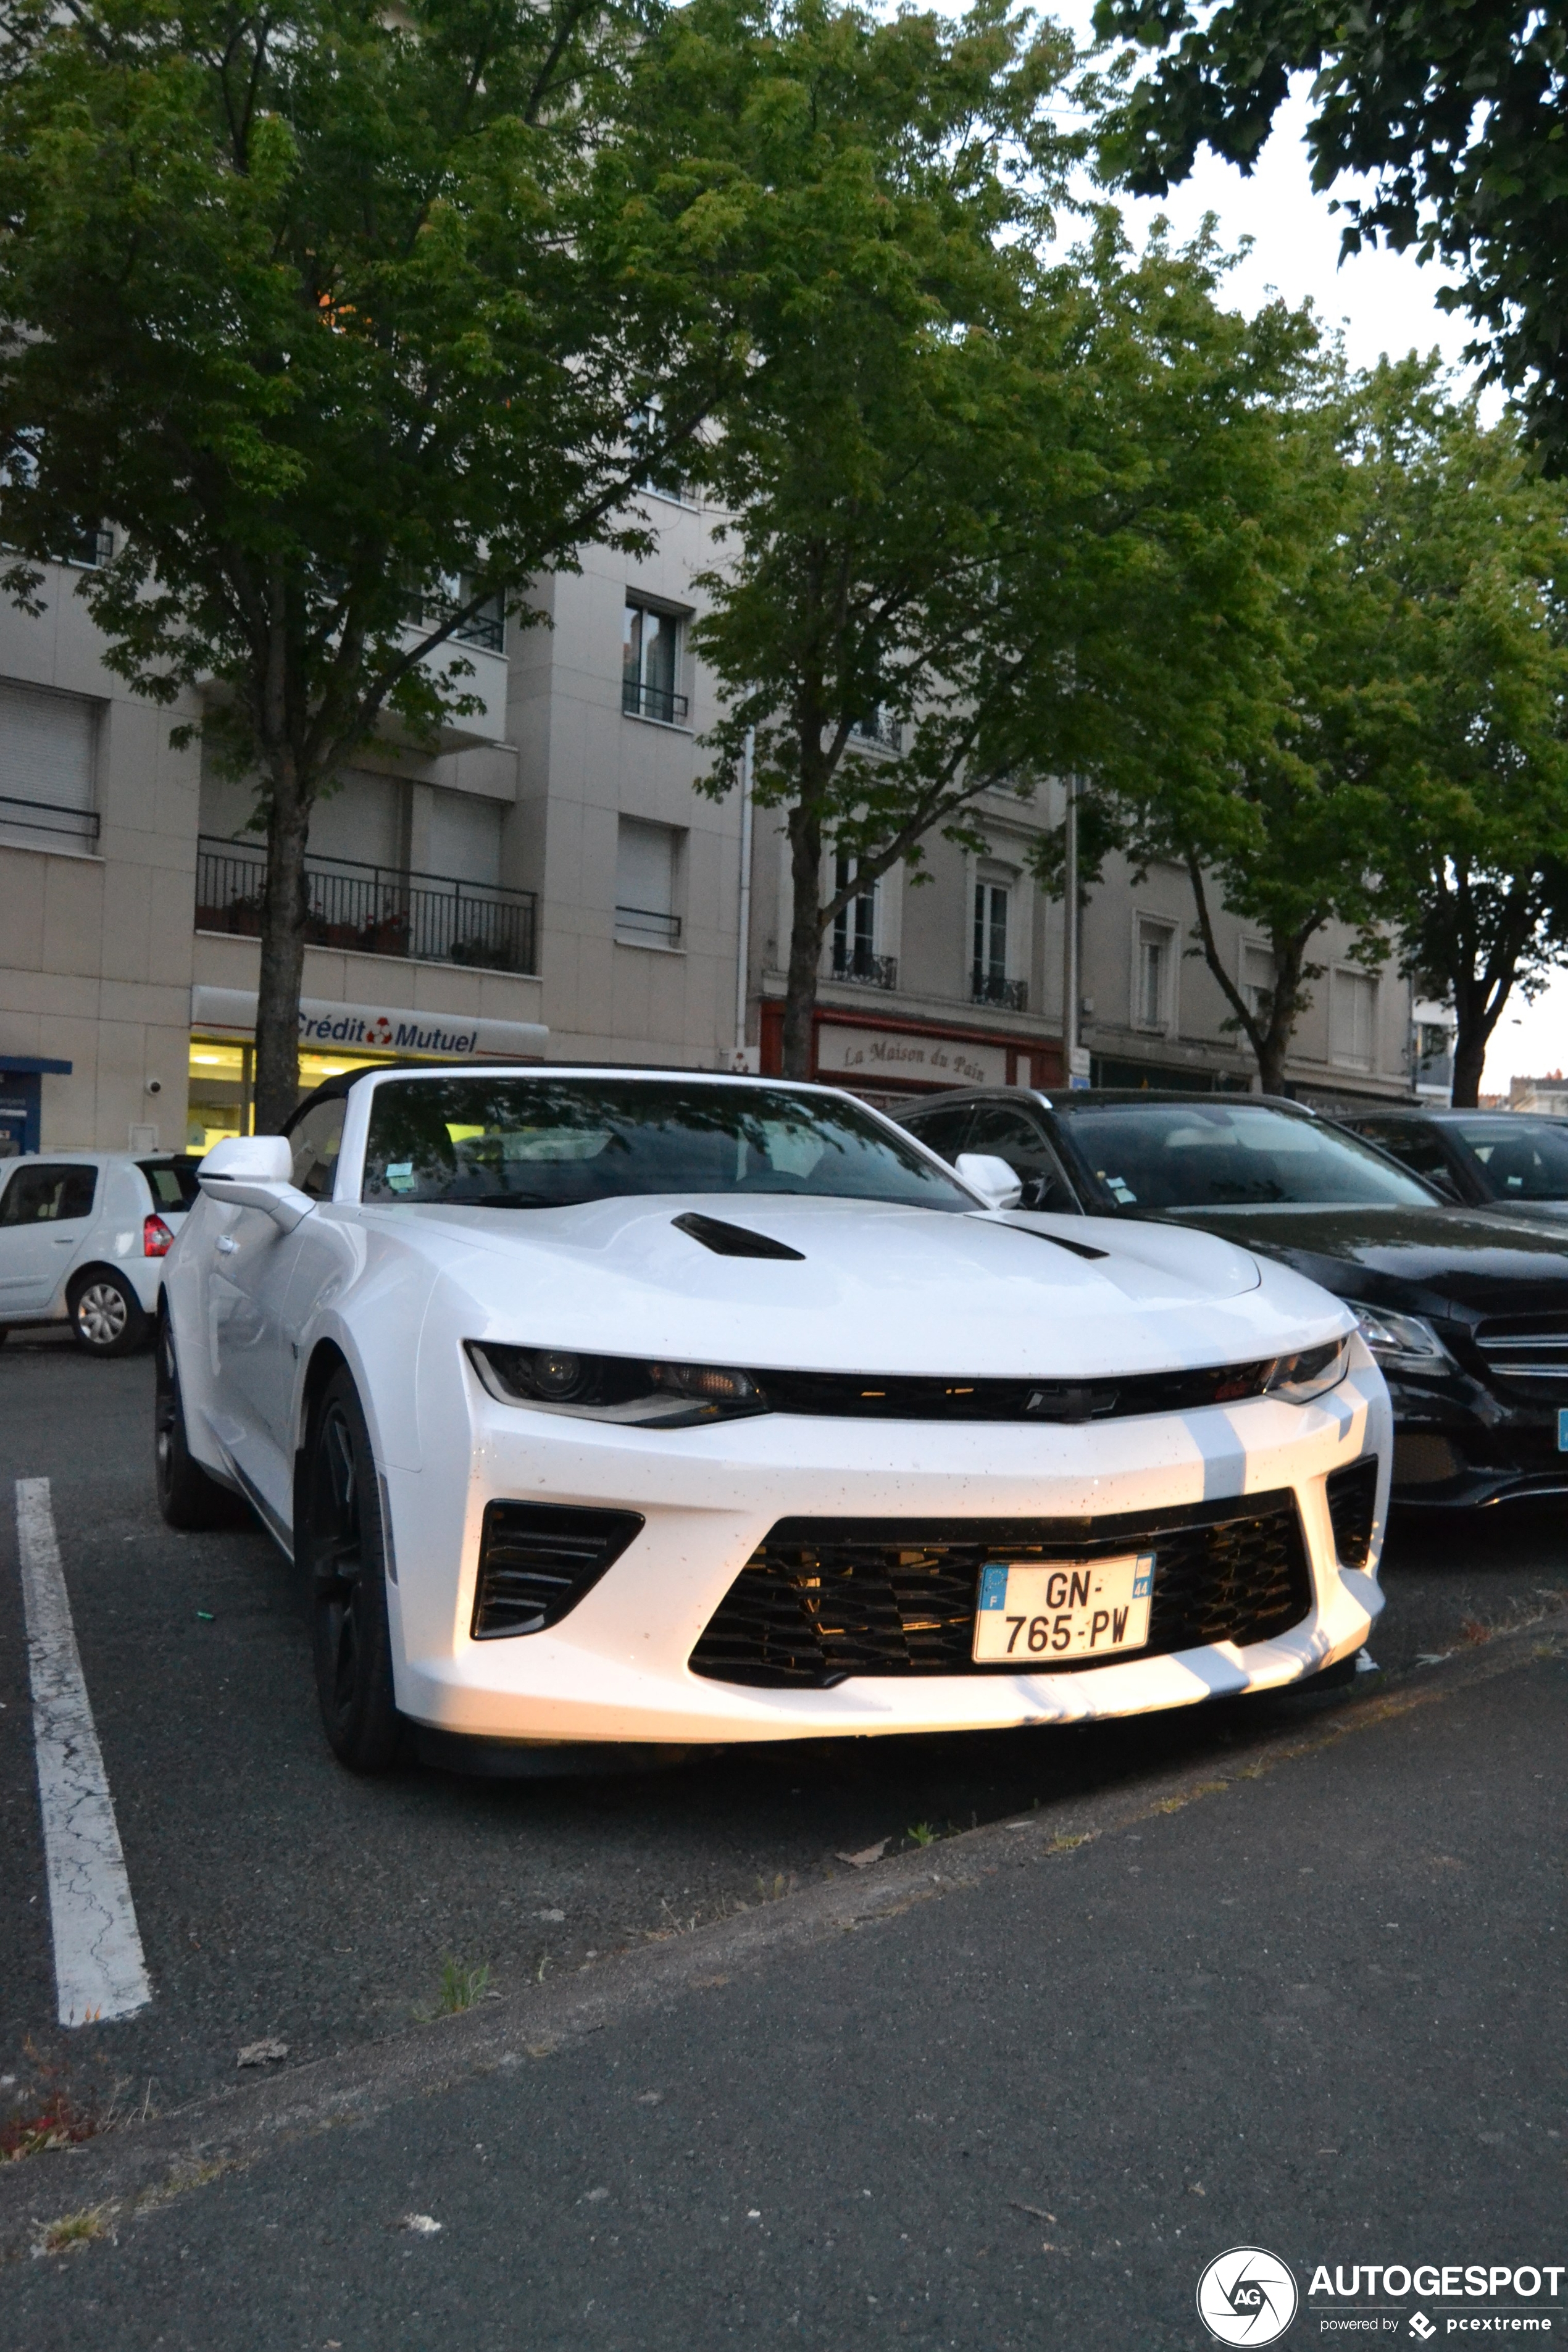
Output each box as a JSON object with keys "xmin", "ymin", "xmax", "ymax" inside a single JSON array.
[{"xmin": 190, "ymin": 986, "xmax": 548, "ymax": 1062}]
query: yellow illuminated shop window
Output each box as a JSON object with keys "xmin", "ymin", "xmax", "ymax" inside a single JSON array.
[{"xmin": 186, "ymin": 1037, "xmax": 406, "ymax": 1153}]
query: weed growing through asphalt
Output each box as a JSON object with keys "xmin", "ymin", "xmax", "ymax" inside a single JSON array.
[
  {"xmin": 435, "ymin": 1958, "xmax": 491, "ymax": 2015},
  {"xmin": 906, "ymin": 1822, "xmax": 937, "ymax": 1848},
  {"xmin": 35, "ymin": 2206, "xmax": 109, "ymax": 2256}
]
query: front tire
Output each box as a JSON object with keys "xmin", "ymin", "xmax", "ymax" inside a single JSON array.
[
  {"xmin": 69, "ymin": 1268, "xmax": 149, "ymax": 1356},
  {"xmin": 305, "ymin": 1370, "xmax": 402, "ymax": 1774},
  {"xmin": 155, "ymin": 1315, "xmax": 250, "ymax": 1530}
]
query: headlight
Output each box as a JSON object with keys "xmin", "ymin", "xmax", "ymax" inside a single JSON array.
[
  {"xmin": 1262, "ymin": 1335, "xmax": 1351, "ymax": 1404},
  {"xmin": 1352, "ymin": 1306, "xmax": 1451, "ymax": 1371},
  {"xmin": 466, "ymin": 1341, "xmax": 767, "ymax": 1427}
]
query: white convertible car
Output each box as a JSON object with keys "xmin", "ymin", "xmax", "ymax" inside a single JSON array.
[{"xmin": 157, "ymin": 1067, "xmax": 1390, "ymax": 1773}]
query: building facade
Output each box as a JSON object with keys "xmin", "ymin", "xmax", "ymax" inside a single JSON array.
[{"xmin": 0, "ymin": 496, "xmax": 1424, "ymax": 1154}]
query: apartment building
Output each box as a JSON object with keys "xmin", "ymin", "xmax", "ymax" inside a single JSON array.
[{"xmin": 0, "ymin": 494, "xmax": 1422, "ymax": 1156}]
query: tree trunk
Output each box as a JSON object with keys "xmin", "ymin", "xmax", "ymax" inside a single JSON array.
[
  {"xmin": 252, "ymin": 769, "xmax": 311, "ymax": 1134},
  {"xmin": 782, "ymin": 800, "xmax": 825, "ymax": 1079}
]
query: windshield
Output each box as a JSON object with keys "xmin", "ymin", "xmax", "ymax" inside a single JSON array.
[
  {"xmin": 1052, "ymin": 1101, "xmax": 1438, "ymax": 1212},
  {"xmin": 361, "ymin": 1077, "xmax": 972, "ymax": 1212},
  {"xmin": 1450, "ymin": 1119, "xmax": 1568, "ymax": 1201}
]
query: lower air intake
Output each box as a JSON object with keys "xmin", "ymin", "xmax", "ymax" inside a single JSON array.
[
  {"xmin": 471, "ymin": 1501, "xmax": 644, "ymax": 1639},
  {"xmin": 1325, "ymin": 1456, "xmax": 1380, "ymax": 1569},
  {"xmin": 689, "ymin": 1491, "xmax": 1313, "ymax": 1687}
]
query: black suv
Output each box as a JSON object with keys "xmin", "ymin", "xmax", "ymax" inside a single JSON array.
[{"xmin": 896, "ymin": 1087, "xmax": 1568, "ymax": 1510}]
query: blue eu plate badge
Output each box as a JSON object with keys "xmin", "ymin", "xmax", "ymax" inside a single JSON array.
[{"xmin": 1559, "ymin": 1409, "xmax": 1568, "ymax": 1453}]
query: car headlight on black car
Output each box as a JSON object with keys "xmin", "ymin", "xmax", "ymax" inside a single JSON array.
[
  {"xmin": 1352, "ymin": 1307, "xmax": 1451, "ymax": 1372},
  {"xmin": 1261, "ymin": 1335, "xmax": 1351, "ymax": 1404},
  {"xmin": 466, "ymin": 1341, "xmax": 767, "ymax": 1427}
]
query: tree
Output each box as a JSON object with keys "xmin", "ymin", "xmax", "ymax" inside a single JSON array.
[
  {"xmin": 636, "ymin": 0, "xmax": 1080, "ymax": 1076},
  {"xmin": 1090, "ymin": 0, "xmax": 1568, "ymax": 462},
  {"xmin": 1341, "ymin": 369, "xmax": 1568, "ymax": 1104},
  {"xmin": 0, "ymin": 0, "xmax": 737, "ymax": 1128}
]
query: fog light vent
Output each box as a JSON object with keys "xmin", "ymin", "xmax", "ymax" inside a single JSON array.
[
  {"xmin": 1325, "ymin": 1456, "xmax": 1380, "ymax": 1568},
  {"xmin": 471, "ymin": 1502, "xmax": 644, "ymax": 1639}
]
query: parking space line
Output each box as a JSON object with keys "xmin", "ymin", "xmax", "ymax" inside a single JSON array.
[{"xmin": 14, "ymin": 1477, "xmax": 151, "ymax": 2027}]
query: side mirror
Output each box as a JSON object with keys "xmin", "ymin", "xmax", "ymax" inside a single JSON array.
[
  {"xmin": 197, "ymin": 1133, "xmax": 315, "ymax": 1233},
  {"xmin": 955, "ymin": 1152, "xmax": 1024, "ymax": 1211}
]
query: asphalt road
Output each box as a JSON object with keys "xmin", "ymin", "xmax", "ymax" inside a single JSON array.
[{"xmin": 0, "ymin": 1324, "xmax": 1564, "ymax": 2346}]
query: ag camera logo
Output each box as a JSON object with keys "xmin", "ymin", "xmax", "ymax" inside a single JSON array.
[{"xmin": 1196, "ymin": 2246, "xmax": 1300, "ymax": 2345}]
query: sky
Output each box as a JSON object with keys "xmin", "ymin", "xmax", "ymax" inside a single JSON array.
[{"xmin": 1038, "ymin": 7, "xmax": 1565, "ymax": 1094}]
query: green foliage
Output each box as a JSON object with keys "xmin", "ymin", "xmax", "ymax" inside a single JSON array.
[
  {"xmin": 1091, "ymin": 0, "xmax": 1568, "ymax": 462},
  {"xmin": 0, "ymin": 0, "xmax": 738, "ymax": 1123}
]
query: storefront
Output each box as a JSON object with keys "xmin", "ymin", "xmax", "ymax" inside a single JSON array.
[
  {"xmin": 0, "ymin": 1054, "xmax": 73, "ymax": 1157},
  {"xmin": 186, "ymin": 986, "xmax": 549, "ymax": 1153},
  {"xmin": 759, "ymin": 1003, "xmax": 1061, "ymax": 1099}
]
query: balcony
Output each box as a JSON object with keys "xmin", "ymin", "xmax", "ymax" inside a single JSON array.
[
  {"xmin": 196, "ymin": 836, "xmax": 536, "ymax": 975},
  {"xmin": 831, "ymin": 945, "xmax": 898, "ymax": 990},
  {"xmin": 615, "ymin": 903, "xmax": 683, "ymax": 947},
  {"xmin": 0, "ymin": 793, "xmax": 100, "ymax": 851},
  {"xmin": 971, "ymin": 970, "xmax": 1028, "ymax": 1011},
  {"xmin": 849, "ymin": 711, "xmax": 903, "ymax": 754},
  {"xmin": 622, "ymin": 677, "xmax": 689, "ymax": 725}
]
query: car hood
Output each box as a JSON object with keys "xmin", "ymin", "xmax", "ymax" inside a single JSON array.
[
  {"xmin": 390, "ymin": 1193, "xmax": 1348, "ymax": 1379},
  {"xmin": 1158, "ymin": 1203, "xmax": 1568, "ymax": 1325}
]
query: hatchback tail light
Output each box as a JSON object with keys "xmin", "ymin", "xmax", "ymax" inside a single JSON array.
[{"xmin": 143, "ymin": 1212, "xmax": 175, "ymax": 1257}]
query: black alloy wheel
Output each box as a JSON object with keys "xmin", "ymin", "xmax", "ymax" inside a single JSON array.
[
  {"xmin": 307, "ymin": 1369, "xmax": 402, "ymax": 1772},
  {"xmin": 154, "ymin": 1314, "xmax": 249, "ymax": 1530},
  {"xmin": 69, "ymin": 1268, "xmax": 148, "ymax": 1356}
]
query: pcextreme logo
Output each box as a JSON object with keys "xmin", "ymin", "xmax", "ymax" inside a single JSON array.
[{"xmin": 1197, "ymin": 2246, "xmax": 1301, "ymax": 2345}]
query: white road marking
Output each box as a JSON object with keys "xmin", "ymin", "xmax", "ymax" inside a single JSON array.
[{"xmin": 14, "ymin": 1477, "xmax": 151, "ymax": 2026}]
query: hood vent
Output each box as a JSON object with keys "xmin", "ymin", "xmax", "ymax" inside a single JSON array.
[
  {"xmin": 993, "ymin": 1220, "xmax": 1109, "ymax": 1262},
  {"xmin": 672, "ymin": 1211, "xmax": 804, "ymax": 1261}
]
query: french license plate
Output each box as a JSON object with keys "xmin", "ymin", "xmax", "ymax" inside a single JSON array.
[
  {"xmin": 973, "ymin": 1553, "xmax": 1156, "ymax": 1664},
  {"xmin": 1558, "ymin": 1408, "xmax": 1568, "ymax": 1452}
]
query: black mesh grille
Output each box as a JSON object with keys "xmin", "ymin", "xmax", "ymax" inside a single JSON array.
[
  {"xmin": 471, "ymin": 1502, "xmax": 644, "ymax": 1639},
  {"xmin": 689, "ymin": 1491, "xmax": 1314, "ymax": 1687},
  {"xmin": 1325, "ymin": 1456, "xmax": 1379, "ymax": 1568}
]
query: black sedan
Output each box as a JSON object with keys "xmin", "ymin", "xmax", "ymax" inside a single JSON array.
[
  {"xmin": 896, "ymin": 1087, "xmax": 1568, "ymax": 1510},
  {"xmin": 1332, "ymin": 1104, "xmax": 1568, "ymax": 1222}
]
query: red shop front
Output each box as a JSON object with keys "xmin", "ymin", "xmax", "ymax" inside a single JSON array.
[{"xmin": 759, "ymin": 1002, "xmax": 1062, "ymax": 1096}]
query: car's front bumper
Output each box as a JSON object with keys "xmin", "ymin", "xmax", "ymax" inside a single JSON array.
[
  {"xmin": 1383, "ymin": 1360, "xmax": 1568, "ymax": 1508},
  {"xmin": 382, "ymin": 1350, "xmax": 1391, "ymax": 1746}
]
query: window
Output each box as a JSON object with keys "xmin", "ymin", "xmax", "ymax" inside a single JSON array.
[
  {"xmin": 964, "ymin": 1102, "xmax": 1078, "ymax": 1212},
  {"xmin": 1331, "ymin": 969, "xmax": 1378, "ymax": 1069},
  {"xmin": 902, "ymin": 1101, "xmax": 974, "ymax": 1162},
  {"xmin": 972, "ymin": 880, "xmax": 1022, "ymax": 1007},
  {"xmin": 288, "ymin": 1099, "xmax": 348, "ymax": 1201},
  {"xmin": 361, "ymin": 1077, "xmax": 974, "ymax": 1211},
  {"xmin": 615, "ymin": 817, "xmax": 683, "ymax": 947},
  {"xmin": 628, "ymin": 396, "xmax": 697, "ymax": 507},
  {"xmin": 1347, "ymin": 1120, "xmax": 1462, "ymax": 1198},
  {"xmin": 831, "ymin": 854, "xmax": 890, "ymax": 985},
  {"xmin": 1134, "ymin": 917, "xmax": 1176, "ymax": 1033},
  {"xmin": 0, "ymin": 1162, "xmax": 98, "ymax": 1224},
  {"xmin": 138, "ymin": 1159, "xmax": 201, "ymax": 1211},
  {"xmin": 1046, "ymin": 1099, "xmax": 1435, "ymax": 1213},
  {"xmin": 1240, "ymin": 943, "xmax": 1275, "ymax": 1025},
  {"xmin": 622, "ymin": 599, "xmax": 688, "ymax": 724},
  {"xmin": 0, "ymin": 678, "xmax": 99, "ymax": 851},
  {"xmin": 849, "ymin": 709, "xmax": 903, "ymax": 753}
]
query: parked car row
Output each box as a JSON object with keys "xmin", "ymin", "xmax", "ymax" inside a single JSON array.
[
  {"xmin": 0, "ymin": 1151, "xmax": 199, "ymax": 1353},
  {"xmin": 896, "ymin": 1090, "xmax": 1568, "ymax": 1511}
]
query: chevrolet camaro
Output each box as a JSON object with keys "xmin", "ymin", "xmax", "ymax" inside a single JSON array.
[{"xmin": 155, "ymin": 1068, "xmax": 1390, "ymax": 1773}]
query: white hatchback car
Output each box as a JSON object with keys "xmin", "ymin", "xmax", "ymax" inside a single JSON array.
[
  {"xmin": 158, "ymin": 1067, "xmax": 1391, "ymax": 1774},
  {"xmin": 0, "ymin": 1151, "xmax": 198, "ymax": 1354}
]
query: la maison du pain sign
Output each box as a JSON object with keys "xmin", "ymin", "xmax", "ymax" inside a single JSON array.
[
  {"xmin": 190, "ymin": 986, "xmax": 548, "ymax": 1061},
  {"xmin": 815, "ymin": 1022, "xmax": 1008, "ymax": 1088}
]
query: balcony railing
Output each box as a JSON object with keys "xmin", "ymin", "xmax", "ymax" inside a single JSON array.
[
  {"xmin": 971, "ymin": 970, "xmax": 1028, "ymax": 1011},
  {"xmin": 622, "ymin": 677, "xmax": 689, "ymax": 725},
  {"xmin": 850, "ymin": 711, "xmax": 903, "ymax": 753},
  {"xmin": 196, "ymin": 836, "xmax": 536, "ymax": 975},
  {"xmin": 831, "ymin": 945, "xmax": 898, "ymax": 990},
  {"xmin": 615, "ymin": 903, "xmax": 682, "ymax": 946},
  {"xmin": 0, "ymin": 792, "xmax": 100, "ymax": 849}
]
